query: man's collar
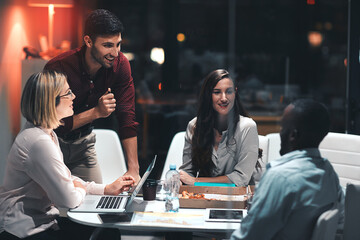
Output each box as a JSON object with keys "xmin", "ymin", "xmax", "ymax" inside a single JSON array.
[{"xmin": 267, "ymin": 148, "xmax": 321, "ymax": 170}]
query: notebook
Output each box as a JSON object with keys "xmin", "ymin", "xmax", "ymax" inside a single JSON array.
[{"xmin": 69, "ymin": 155, "xmax": 157, "ymax": 213}]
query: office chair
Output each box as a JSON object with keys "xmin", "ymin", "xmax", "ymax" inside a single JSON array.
[
  {"xmin": 93, "ymin": 129, "xmax": 127, "ymax": 184},
  {"xmin": 311, "ymin": 207, "xmax": 340, "ymax": 240},
  {"xmin": 343, "ymin": 184, "xmax": 360, "ymax": 240}
]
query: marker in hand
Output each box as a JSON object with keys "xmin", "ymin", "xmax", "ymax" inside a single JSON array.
[{"xmin": 97, "ymin": 88, "xmax": 116, "ymax": 118}]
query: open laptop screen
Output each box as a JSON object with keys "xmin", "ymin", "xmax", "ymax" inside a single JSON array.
[{"xmin": 126, "ymin": 155, "xmax": 157, "ymax": 207}]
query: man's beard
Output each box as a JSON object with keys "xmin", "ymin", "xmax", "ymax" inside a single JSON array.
[{"xmin": 90, "ymin": 47, "xmax": 112, "ymax": 68}]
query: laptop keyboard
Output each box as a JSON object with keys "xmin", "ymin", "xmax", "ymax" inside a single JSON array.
[{"xmin": 96, "ymin": 196, "xmax": 124, "ymax": 209}]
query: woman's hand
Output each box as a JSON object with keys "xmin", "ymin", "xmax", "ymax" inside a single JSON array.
[
  {"xmin": 179, "ymin": 170, "xmax": 196, "ymax": 185},
  {"xmin": 104, "ymin": 176, "xmax": 135, "ymax": 195},
  {"xmin": 73, "ymin": 180, "xmax": 86, "ymax": 191}
]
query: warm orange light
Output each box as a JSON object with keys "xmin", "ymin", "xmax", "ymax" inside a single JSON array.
[
  {"xmin": 308, "ymin": 31, "xmax": 323, "ymax": 47},
  {"xmin": 28, "ymin": 0, "xmax": 74, "ymax": 8},
  {"xmin": 28, "ymin": 0, "xmax": 74, "ymax": 49},
  {"xmin": 0, "ymin": 6, "xmax": 30, "ymax": 135},
  {"xmin": 177, "ymin": 33, "xmax": 186, "ymax": 42},
  {"xmin": 158, "ymin": 82, "xmax": 162, "ymax": 91},
  {"xmin": 48, "ymin": 4, "xmax": 54, "ymax": 49}
]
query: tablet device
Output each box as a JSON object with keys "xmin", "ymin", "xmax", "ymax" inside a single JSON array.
[
  {"xmin": 205, "ymin": 208, "xmax": 244, "ymax": 222},
  {"xmin": 98, "ymin": 212, "xmax": 134, "ymax": 223}
]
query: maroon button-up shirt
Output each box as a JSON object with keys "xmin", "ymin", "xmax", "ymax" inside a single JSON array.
[{"xmin": 44, "ymin": 45, "xmax": 138, "ymax": 140}]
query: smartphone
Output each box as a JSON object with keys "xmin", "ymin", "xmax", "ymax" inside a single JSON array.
[
  {"xmin": 98, "ymin": 212, "xmax": 134, "ymax": 223},
  {"xmin": 205, "ymin": 208, "xmax": 244, "ymax": 222}
]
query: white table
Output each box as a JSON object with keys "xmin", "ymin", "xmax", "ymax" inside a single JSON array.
[{"xmin": 67, "ymin": 197, "xmax": 243, "ymax": 238}]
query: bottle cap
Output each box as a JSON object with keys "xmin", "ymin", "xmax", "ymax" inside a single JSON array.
[{"xmin": 169, "ymin": 164, "xmax": 176, "ymax": 170}]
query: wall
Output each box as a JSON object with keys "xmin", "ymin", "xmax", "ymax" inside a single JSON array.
[{"xmin": 0, "ymin": 0, "xmax": 76, "ymax": 184}]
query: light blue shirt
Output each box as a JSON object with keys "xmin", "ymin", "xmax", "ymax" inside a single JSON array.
[{"xmin": 231, "ymin": 148, "xmax": 344, "ymax": 240}]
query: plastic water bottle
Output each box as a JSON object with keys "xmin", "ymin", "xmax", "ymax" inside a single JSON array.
[{"xmin": 164, "ymin": 164, "xmax": 180, "ymax": 212}]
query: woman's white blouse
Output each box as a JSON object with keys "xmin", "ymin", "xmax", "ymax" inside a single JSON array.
[{"xmin": 0, "ymin": 122, "xmax": 105, "ymax": 238}]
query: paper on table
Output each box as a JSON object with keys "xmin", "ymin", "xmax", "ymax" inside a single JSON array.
[
  {"xmin": 132, "ymin": 212, "xmax": 204, "ymax": 227},
  {"xmin": 203, "ymin": 194, "xmax": 246, "ymax": 201}
]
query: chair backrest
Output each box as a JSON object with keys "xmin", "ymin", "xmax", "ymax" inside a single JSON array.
[
  {"xmin": 266, "ymin": 133, "xmax": 281, "ymax": 162},
  {"xmin": 343, "ymin": 183, "xmax": 360, "ymax": 240},
  {"xmin": 252, "ymin": 135, "xmax": 269, "ymax": 184},
  {"xmin": 258, "ymin": 135, "xmax": 269, "ymax": 168},
  {"xmin": 311, "ymin": 207, "xmax": 340, "ymax": 240},
  {"xmin": 160, "ymin": 131, "xmax": 186, "ymax": 180},
  {"xmin": 93, "ymin": 129, "xmax": 127, "ymax": 184},
  {"xmin": 319, "ymin": 132, "xmax": 360, "ymax": 187}
]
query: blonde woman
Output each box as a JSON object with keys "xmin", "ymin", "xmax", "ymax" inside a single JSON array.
[{"xmin": 0, "ymin": 71, "xmax": 134, "ymax": 239}]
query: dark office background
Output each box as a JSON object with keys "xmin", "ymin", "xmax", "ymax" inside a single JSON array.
[
  {"xmin": 85, "ymin": 0, "xmax": 355, "ymax": 178},
  {"xmin": 1, "ymin": 0, "xmax": 359, "ymax": 183}
]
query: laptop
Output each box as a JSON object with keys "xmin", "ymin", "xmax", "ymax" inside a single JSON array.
[{"xmin": 69, "ymin": 155, "xmax": 157, "ymax": 213}]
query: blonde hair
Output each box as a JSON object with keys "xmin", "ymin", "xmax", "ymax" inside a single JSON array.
[{"xmin": 21, "ymin": 70, "xmax": 67, "ymax": 129}]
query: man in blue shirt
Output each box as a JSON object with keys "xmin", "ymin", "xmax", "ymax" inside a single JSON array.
[{"xmin": 231, "ymin": 99, "xmax": 344, "ymax": 240}]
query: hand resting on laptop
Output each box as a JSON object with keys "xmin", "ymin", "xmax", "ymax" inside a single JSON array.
[
  {"xmin": 69, "ymin": 156, "xmax": 157, "ymax": 213},
  {"xmin": 73, "ymin": 176, "xmax": 135, "ymax": 195},
  {"xmin": 104, "ymin": 176, "xmax": 135, "ymax": 195}
]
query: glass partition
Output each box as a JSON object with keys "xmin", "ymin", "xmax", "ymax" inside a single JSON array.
[{"xmin": 95, "ymin": 0, "xmax": 348, "ymax": 175}]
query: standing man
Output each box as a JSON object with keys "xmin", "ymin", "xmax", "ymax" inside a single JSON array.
[
  {"xmin": 231, "ymin": 99, "xmax": 344, "ymax": 240},
  {"xmin": 44, "ymin": 9, "xmax": 140, "ymax": 184}
]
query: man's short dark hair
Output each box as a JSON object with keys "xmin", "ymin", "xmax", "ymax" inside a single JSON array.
[
  {"xmin": 291, "ymin": 99, "xmax": 330, "ymax": 147},
  {"xmin": 84, "ymin": 9, "xmax": 124, "ymax": 40}
]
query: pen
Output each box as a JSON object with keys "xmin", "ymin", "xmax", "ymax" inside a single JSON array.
[{"xmin": 247, "ymin": 185, "xmax": 252, "ymax": 195}]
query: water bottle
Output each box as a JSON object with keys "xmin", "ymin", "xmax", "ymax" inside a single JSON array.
[{"xmin": 164, "ymin": 164, "xmax": 180, "ymax": 212}]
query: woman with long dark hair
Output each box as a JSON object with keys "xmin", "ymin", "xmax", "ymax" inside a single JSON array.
[{"xmin": 179, "ymin": 69, "xmax": 259, "ymax": 186}]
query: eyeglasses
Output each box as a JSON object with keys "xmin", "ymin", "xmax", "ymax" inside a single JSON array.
[{"xmin": 59, "ymin": 89, "xmax": 74, "ymax": 99}]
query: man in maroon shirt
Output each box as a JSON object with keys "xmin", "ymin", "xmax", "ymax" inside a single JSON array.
[{"xmin": 44, "ymin": 9, "xmax": 140, "ymax": 184}]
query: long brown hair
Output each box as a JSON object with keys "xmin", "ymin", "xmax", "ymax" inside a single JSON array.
[{"xmin": 191, "ymin": 69, "xmax": 248, "ymax": 176}]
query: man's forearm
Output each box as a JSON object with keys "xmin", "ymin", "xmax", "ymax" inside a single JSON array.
[
  {"xmin": 121, "ymin": 136, "xmax": 139, "ymax": 172},
  {"xmin": 72, "ymin": 91, "xmax": 115, "ymax": 131},
  {"xmin": 72, "ymin": 107, "xmax": 99, "ymax": 130}
]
